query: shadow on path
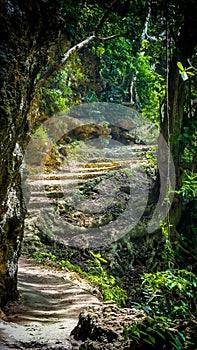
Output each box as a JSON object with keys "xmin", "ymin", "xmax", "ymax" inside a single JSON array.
[{"xmin": 0, "ymin": 257, "xmax": 101, "ymax": 349}]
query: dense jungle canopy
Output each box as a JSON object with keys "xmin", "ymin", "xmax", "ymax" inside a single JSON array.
[{"xmin": 0, "ymin": 0, "xmax": 197, "ymax": 348}]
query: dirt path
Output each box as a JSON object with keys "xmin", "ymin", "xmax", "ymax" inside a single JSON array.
[{"xmin": 0, "ymin": 257, "xmax": 101, "ymax": 349}]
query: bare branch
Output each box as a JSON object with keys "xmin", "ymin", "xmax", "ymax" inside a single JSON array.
[
  {"xmin": 35, "ymin": 0, "xmax": 122, "ymax": 91},
  {"xmin": 35, "ymin": 33, "xmax": 120, "ymax": 90},
  {"xmin": 97, "ymin": 34, "xmax": 121, "ymax": 41},
  {"xmin": 36, "ymin": 34, "xmax": 95, "ymax": 90},
  {"xmin": 187, "ymin": 59, "xmax": 197, "ymax": 71}
]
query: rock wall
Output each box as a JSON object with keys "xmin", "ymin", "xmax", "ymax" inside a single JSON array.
[{"xmin": 0, "ymin": 0, "xmax": 63, "ymax": 306}]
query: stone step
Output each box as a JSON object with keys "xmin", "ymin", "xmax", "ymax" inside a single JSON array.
[
  {"xmin": 30, "ymin": 189, "xmax": 77, "ymax": 198},
  {"xmin": 26, "ymin": 178, "xmax": 84, "ymax": 188},
  {"xmin": 28, "ymin": 169, "xmax": 119, "ymax": 182},
  {"xmin": 26, "ymin": 208, "xmax": 54, "ymax": 217},
  {"xmin": 27, "ymin": 201, "xmax": 54, "ymax": 209}
]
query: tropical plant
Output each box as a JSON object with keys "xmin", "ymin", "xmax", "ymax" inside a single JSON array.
[
  {"xmin": 33, "ymin": 250, "xmax": 127, "ymax": 307},
  {"xmin": 178, "ymin": 170, "xmax": 197, "ymax": 200},
  {"xmin": 134, "ymin": 269, "xmax": 197, "ymax": 320},
  {"xmin": 124, "ymin": 314, "xmax": 195, "ymax": 349}
]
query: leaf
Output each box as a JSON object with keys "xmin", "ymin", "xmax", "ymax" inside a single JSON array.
[
  {"xmin": 143, "ymin": 337, "xmax": 155, "ymax": 346},
  {"xmin": 185, "ymin": 66, "xmax": 193, "ymax": 70},
  {"xmin": 177, "ymin": 282, "xmax": 183, "ymax": 290},
  {"xmin": 187, "ymin": 71, "xmax": 195, "ymax": 76},
  {"xmin": 173, "ymin": 306, "xmax": 180, "ymax": 312},
  {"xmin": 89, "ymin": 250, "xmax": 107, "ymax": 263},
  {"xmin": 175, "ymin": 336, "xmax": 184, "ymax": 350},
  {"xmin": 154, "ymin": 329, "xmax": 166, "ymax": 340},
  {"xmin": 99, "ymin": 257, "xmax": 108, "ymax": 263},
  {"xmin": 181, "ymin": 71, "xmax": 188, "ymax": 81},
  {"xmin": 147, "ymin": 334, "xmax": 156, "ymax": 344},
  {"xmin": 178, "ymin": 332, "xmax": 186, "ymax": 342},
  {"xmin": 177, "ymin": 61, "xmax": 184, "ymax": 71},
  {"xmin": 169, "ymin": 281, "xmax": 177, "ymax": 289}
]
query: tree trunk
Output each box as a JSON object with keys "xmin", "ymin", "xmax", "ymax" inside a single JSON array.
[
  {"xmin": 160, "ymin": 2, "xmax": 197, "ymax": 232},
  {"xmin": 0, "ymin": 0, "xmax": 63, "ymax": 306}
]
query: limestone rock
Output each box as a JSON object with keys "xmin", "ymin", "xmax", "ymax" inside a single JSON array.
[{"xmin": 71, "ymin": 304, "xmax": 146, "ymax": 349}]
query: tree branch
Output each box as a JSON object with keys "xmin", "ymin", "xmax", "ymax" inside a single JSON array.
[
  {"xmin": 35, "ymin": 0, "xmax": 121, "ymax": 91},
  {"xmin": 36, "ymin": 34, "xmax": 94, "ymax": 90},
  {"xmin": 97, "ymin": 34, "xmax": 121, "ymax": 41},
  {"xmin": 35, "ymin": 33, "xmax": 120, "ymax": 90}
]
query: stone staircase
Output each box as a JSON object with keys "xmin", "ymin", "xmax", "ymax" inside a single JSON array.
[{"xmin": 23, "ymin": 144, "xmax": 155, "ymax": 249}]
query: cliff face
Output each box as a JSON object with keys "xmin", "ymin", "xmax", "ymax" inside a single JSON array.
[{"xmin": 0, "ymin": 0, "xmax": 63, "ymax": 306}]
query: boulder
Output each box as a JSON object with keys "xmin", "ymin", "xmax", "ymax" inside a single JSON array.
[{"xmin": 71, "ymin": 304, "xmax": 146, "ymax": 349}]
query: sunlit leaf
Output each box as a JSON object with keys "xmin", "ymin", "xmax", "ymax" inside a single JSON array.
[
  {"xmin": 185, "ymin": 66, "xmax": 193, "ymax": 70},
  {"xmin": 187, "ymin": 71, "xmax": 195, "ymax": 76},
  {"xmin": 177, "ymin": 61, "xmax": 184, "ymax": 71}
]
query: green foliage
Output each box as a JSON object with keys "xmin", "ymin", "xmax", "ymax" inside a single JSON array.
[
  {"xmin": 33, "ymin": 252, "xmax": 57, "ymax": 264},
  {"xmin": 89, "ymin": 250, "xmax": 108, "ymax": 264},
  {"xmin": 34, "ymin": 124, "xmax": 48, "ymax": 142},
  {"xmin": 178, "ymin": 118, "xmax": 197, "ymax": 162},
  {"xmin": 39, "ymin": 1, "xmax": 165, "ymax": 124},
  {"xmin": 39, "ymin": 54, "xmax": 84, "ymax": 116},
  {"xmin": 89, "ymin": 36, "xmax": 165, "ymax": 123},
  {"xmin": 32, "ymin": 250, "xmax": 127, "ymax": 307},
  {"xmin": 178, "ymin": 170, "xmax": 197, "ymax": 199},
  {"xmin": 160, "ymin": 222, "xmax": 175, "ymax": 269},
  {"xmin": 127, "ymin": 269, "xmax": 197, "ymax": 348},
  {"xmin": 145, "ymin": 150, "xmax": 157, "ymax": 167},
  {"xmin": 136, "ymin": 269, "xmax": 197, "ymax": 319},
  {"xmin": 177, "ymin": 61, "xmax": 195, "ymax": 81},
  {"xmin": 124, "ymin": 315, "xmax": 194, "ymax": 349},
  {"xmin": 135, "ymin": 51, "xmax": 165, "ymax": 122},
  {"xmin": 60, "ymin": 0, "xmax": 105, "ymax": 40},
  {"xmin": 86, "ymin": 251, "xmax": 127, "ymax": 306}
]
